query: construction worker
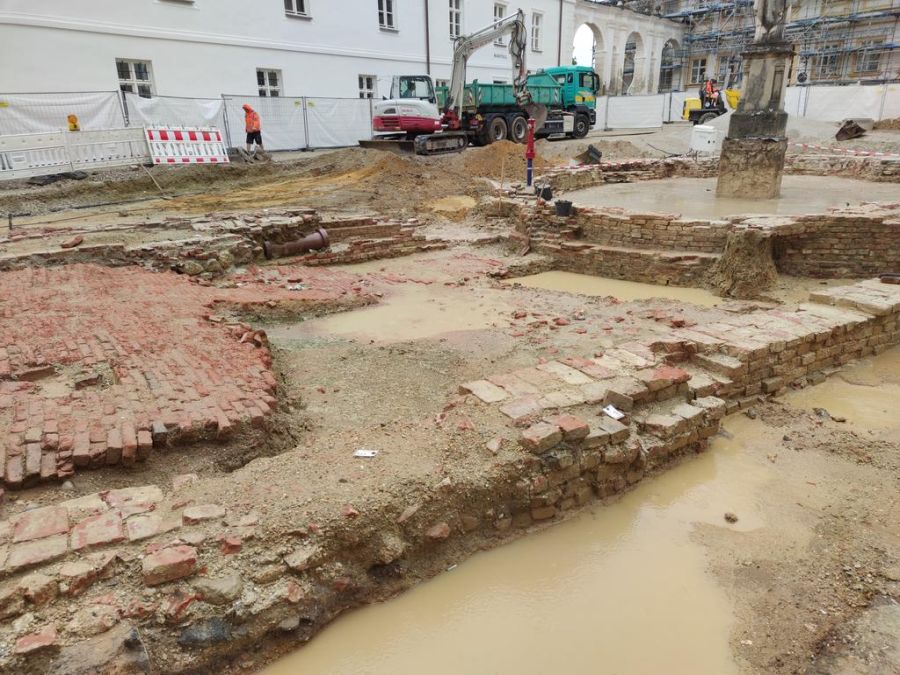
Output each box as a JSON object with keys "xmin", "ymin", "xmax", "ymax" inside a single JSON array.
[{"xmin": 242, "ymin": 104, "xmax": 263, "ymax": 154}]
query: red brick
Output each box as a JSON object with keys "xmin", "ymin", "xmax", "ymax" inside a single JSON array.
[
  {"xmin": 14, "ymin": 625, "xmax": 57, "ymax": 655},
  {"xmin": 519, "ymin": 422, "xmax": 563, "ymax": 454},
  {"xmin": 142, "ymin": 545, "xmax": 198, "ymax": 586},
  {"xmin": 69, "ymin": 512, "xmax": 125, "ymax": 550},
  {"xmin": 547, "ymin": 414, "xmax": 590, "ymax": 440},
  {"xmin": 12, "ymin": 506, "xmax": 69, "ymax": 543},
  {"xmin": 121, "ymin": 423, "xmax": 137, "ymax": 466},
  {"xmin": 6, "ymin": 535, "xmax": 69, "ymax": 572}
]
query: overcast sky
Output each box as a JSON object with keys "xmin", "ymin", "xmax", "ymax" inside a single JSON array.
[{"xmin": 572, "ymin": 25, "xmax": 595, "ymax": 66}]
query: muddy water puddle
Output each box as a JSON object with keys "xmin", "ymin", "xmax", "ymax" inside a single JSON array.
[
  {"xmin": 265, "ymin": 283, "xmax": 513, "ymax": 343},
  {"xmin": 506, "ymin": 270, "xmax": 722, "ymax": 307},
  {"xmin": 784, "ymin": 347, "xmax": 900, "ymax": 432},
  {"xmin": 264, "ymin": 415, "xmax": 775, "ymax": 675},
  {"xmin": 563, "ymin": 175, "xmax": 900, "ymax": 219}
]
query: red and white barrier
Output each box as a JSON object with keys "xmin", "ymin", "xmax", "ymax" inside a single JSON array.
[{"xmin": 145, "ymin": 127, "xmax": 229, "ymax": 165}]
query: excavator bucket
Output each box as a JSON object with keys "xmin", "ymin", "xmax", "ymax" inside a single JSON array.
[{"xmin": 523, "ymin": 103, "xmax": 548, "ymax": 133}]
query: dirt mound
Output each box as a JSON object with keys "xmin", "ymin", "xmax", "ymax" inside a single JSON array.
[
  {"xmin": 537, "ymin": 138, "xmax": 654, "ymax": 162},
  {"xmin": 453, "ymin": 141, "xmax": 549, "ymax": 179},
  {"xmin": 874, "ymin": 117, "xmax": 900, "ymax": 131}
]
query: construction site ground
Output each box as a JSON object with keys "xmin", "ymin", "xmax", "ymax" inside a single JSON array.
[{"xmin": 0, "ymin": 123, "xmax": 898, "ymax": 674}]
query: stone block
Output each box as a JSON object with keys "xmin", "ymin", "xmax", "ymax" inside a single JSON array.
[
  {"xmin": 596, "ymin": 416, "xmax": 629, "ymax": 443},
  {"xmin": 546, "ymin": 414, "xmax": 589, "ymax": 441},
  {"xmin": 70, "ymin": 512, "xmax": 125, "ymax": 550},
  {"xmin": 520, "ymin": 423, "xmax": 563, "ymax": 455},
  {"xmin": 692, "ymin": 396, "xmax": 727, "ymax": 420},
  {"xmin": 182, "ymin": 504, "xmax": 226, "ymax": 525},
  {"xmin": 142, "ymin": 545, "xmax": 198, "ymax": 586},
  {"xmin": 498, "ymin": 396, "xmax": 542, "ymax": 425},
  {"xmin": 459, "ymin": 380, "xmax": 508, "ymax": 403},
  {"xmin": 6, "ymin": 535, "xmax": 68, "ymax": 572}
]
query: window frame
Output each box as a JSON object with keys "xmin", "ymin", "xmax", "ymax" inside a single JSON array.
[
  {"xmin": 256, "ymin": 68, "xmax": 282, "ymax": 97},
  {"xmin": 689, "ymin": 57, "xmax": 707, "ymax": 85},
  {"xmin": 284, "ymin": 0, "xmax": 310, "ymax": 19},
  {"xmin": 856, "ymin": 40, "xmax": 883, "ymax": 73},
  {"xmin": 814, "ymin": 43, "xmax": 842, "ymax": 80},
  {"xmin": 531, "ymin": 12, "xmax": 543, "ymax": 53},
  {"xmin": 115, "ymin": 58, "xmax": 155, "ymax": 98},
  {"xmin": 378, "ymin": 0, "xmax": 397, "ymax": 30},
  {"xmin": 493, "ymin": 2, "xmax": 507, "ymax": 46},
  {"xmin": 449, "ymin": 0, "xmax": 461, "ymax": 39},
  {"xmin": 359, "ymin": 74, "xmax": 377, "ymax": 99}
]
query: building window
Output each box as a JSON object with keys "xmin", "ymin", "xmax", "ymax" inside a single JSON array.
[
  {"xmin": 359, "ymin": 75, "xmax": 377, "ymax": 99},
  {"xmin": 284, "ymin": 0, "xmax": 309, "ymax": 17},
  {"xmin": 257, "ymin": 69, "xmax": 281, "ymax": 97},
  {"xmin": 378, "ymin": 0, "xmax": 396, "ymax": 29},
  {"xmin": 856, "ymin": 40, "xmax": 882, "ymax": 73},
  {"xmin": 435, "ymin": 78, "xmax": 450, "ymax": 88},
  {"xmin": 493, "ymin": 3, "xmax": 506, "ymax": 45},
  {"xmin": 689, "ymin": 57, "xmax": 707, "ymax": 84},
  {"xmin": 449, "ymin": 0, "xmax": 461, "ymax": 39},
  {"xmin": 814, "ymin": 44, "xmax": 842, "ymax": 80},
  {"xmin": 116, "ymin": 59, "xmax": 154, "ymax": 98},
  {"xmin": 531, "ymin": 12, "xmax": 543, "ymax": 52}
]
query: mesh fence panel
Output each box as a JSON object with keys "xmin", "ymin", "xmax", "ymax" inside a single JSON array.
[
  {"xmin": 306, "ymin": 97, "xmax": 373, "ymax": 148},
  {"xmin": 0, "ymin": 91, "xmax": 125, "ymax": 135},
  {"xmin": 222, "ymin": 95, "xmax": 307, "ymax": 151},
  {"xmin": 125, "ymin": 93, "xmax": 226, "ymax": 130}
]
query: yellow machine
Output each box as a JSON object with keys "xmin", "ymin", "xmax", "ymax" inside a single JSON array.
[{"xmin": 682, "ymin": 89, "xmax": 741, "ymax": 124}]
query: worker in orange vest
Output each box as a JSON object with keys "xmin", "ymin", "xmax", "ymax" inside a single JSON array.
[{"xmin": 242, "ymin": 104, "xmax": 263, "ymax": 154}]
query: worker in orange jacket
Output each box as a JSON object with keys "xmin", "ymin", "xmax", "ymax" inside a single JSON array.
[{"xmin": 242, "ymin": 104, "xmax": 263, "ymax": 154}]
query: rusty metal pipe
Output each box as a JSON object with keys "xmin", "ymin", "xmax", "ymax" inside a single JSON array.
[{"xmin": 263, "ymin": 227, "xmax": 330, "ymax": 260}]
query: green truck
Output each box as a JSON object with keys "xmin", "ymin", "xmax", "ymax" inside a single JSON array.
[{"xmin": 435, "ymin": 65, "xmax": 600, "ymax": 144}]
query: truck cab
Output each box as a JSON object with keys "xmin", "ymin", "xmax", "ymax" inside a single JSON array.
[
  {"xmin": 540, "ymin": 65, "xmax": 600, "ymax": 134},
  {"xmin": 372, "ymin": 75, "xmax": 443, "ymax": 137}
]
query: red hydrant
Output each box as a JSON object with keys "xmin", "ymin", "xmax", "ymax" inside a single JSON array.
[{"xmin": 525, "ymin": 117, "xmax": 536, "ymax": 187}]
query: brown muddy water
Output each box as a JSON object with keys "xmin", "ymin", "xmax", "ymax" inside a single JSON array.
[
  {"xmin": 505, "ymin": 271, "xmax": 722, "ymax": 307},
  {"xmin": 562, "ymin": 175, "xmax": 900, "ymax": 219},
  {"xmin": 262, "ymin": 347, "xmax": 899, "ymax": 675},
  {"xmin": 264, "ymin": 416, "xmax": 769, "ymax": 675}
]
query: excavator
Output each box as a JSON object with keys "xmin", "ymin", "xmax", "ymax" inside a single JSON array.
[{"xmin": 361, "ymin": 9, "xmax": 547, "ymax": 155}]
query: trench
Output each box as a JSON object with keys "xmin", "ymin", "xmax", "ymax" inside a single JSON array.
[
  {"xmin": 261, "ymin": 345, "xmax": 899, "ymax": 675},
  {"xmin": 561, "ymin": 175, "xmax": 900, "ymax": 219}
]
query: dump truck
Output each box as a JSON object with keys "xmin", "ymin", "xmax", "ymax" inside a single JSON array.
[
  {"xmin": 435, "ymin": 65, "xmax": 599, "ymax": 144},
  {"xmin": 364, "ymin": 10, "xmax": 599, "ymax": 154}
]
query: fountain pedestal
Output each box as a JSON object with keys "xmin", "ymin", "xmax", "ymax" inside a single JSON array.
[{"xmin": 716, "ymin": 42, "xmax": 794, "ymax": 199}]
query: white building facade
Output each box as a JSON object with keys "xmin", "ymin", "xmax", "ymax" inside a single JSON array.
[{"xmin": 0, "ymin": 0, "xmax": 685, "ymax": 99}]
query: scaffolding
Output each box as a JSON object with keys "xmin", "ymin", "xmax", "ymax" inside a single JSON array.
[{"xmin": 620, "ymin": 0, "xmax": 899, "ymax": 90}]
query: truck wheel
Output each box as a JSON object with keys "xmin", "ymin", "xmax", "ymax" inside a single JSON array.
[
  {"xmin": 572, "ymin": 114, "xmax": 590, "ymax": 138},
  {"xmin": 509, "ymin": 115, "xmax": 528, "ymax": 143},
  {"xmin": 698, "ymin": 112, "xmax": 719, "ymax": 125},
  {"xmin": 488, "ymin": 116, "xmax": 509, "ymax": 143}
]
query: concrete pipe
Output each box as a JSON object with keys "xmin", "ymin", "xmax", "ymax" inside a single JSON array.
[{"xmin": 263, "ymin": 228, "xmax": 330, "ymax": 260}]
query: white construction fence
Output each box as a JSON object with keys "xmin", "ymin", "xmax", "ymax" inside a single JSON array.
[{"xmin": 0, "ymin": 83, "xmax": 897, "ymax": 167}]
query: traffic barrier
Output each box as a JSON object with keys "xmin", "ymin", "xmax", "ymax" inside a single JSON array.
[
  {"xmin": 145, "ymin": 127, "xmax": 229, "ymax": 164},
  {"xmin": 0, "ymin": 128, "xmax": 149, "ymax": 181}
]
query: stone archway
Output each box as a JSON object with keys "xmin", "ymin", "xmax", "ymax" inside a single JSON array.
[
  {"xmin": 573, "ymin": 22, "xmax": 607, "ymax": 93},
  {"xmin": 622, "ymin": 31, "xmax": 645, "ymax": 94},
  {"xmin": 658, "ymin": 39, "xmax": 680, "ymax": 92}
]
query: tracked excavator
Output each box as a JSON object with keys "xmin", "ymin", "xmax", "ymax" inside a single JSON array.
[{"xmin": 361, "ymin": 9, "xmax": 547, "ymax": 155}]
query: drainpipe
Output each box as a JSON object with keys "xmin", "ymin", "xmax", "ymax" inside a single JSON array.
[
  {"xmin": 424, "ymin": 0, "xmax": 431, "ymax": 75},
  {"xmin": 557, "ymin": 0, "xmax": 563, "ymax": 66}
]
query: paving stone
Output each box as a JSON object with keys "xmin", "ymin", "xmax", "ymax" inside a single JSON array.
[
  {"xmin": 487, "ymin": 373, "xmax": 540, "ymax": 397},
  {"xmin": 143, "ymin": 545, "xmax": 198, "ymax": 586},
  {"xmin": 70, "ymin": 512, "xmax": 125, "ymax": 550},
  {"xmin": 538, "ymin": 388, "xmax": 587, "ymax": 409},
  {"xmin": 6, "ymin": 535, "xmax": 68, "ymax": 572},
  {"xmin": 458, "ymin": 380, "xmax": 509, "ymax": 403},
  {"xmin": 182, "ymin": 504, "xmax": 226, "ymax": 525},
  {"xmin": 12, "ymin": 506, "xmax": 69, "ymax": 543},
  {"xmin": 519, "ymin": 422, "xmax": 563, "ymax": 455}
]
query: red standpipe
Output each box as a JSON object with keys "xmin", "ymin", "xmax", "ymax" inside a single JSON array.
[{"xmin": 525, "ymin": 117, "xmax": 536, "ymax": 186}]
